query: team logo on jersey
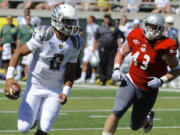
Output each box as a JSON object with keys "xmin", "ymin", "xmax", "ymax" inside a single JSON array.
[
  {"xmin": 30, "ymin": 29, "xmax": 33, "ymax": 33},
  {"xmin": 133, "ymin": 39, "xmax": 140, "ymax": 45},
  {"xmin": 140, "ymin": 44, "xmax": 146, "ymax": 52},
  {"xmin": 59, "ymin": 44, "xmax": 63, "ymax": 49},
  {"xmin": 110, "ymin": 27, "xmax": 115, "ymax": 31}
]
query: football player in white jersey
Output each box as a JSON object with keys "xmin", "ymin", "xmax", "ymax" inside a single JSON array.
[
  {"xmin": 4, "ymin": 4, "xmax": 84, "ymax": 135},
  {"xmin": 75, "ymin": 15, "xmax": 99, "ymax": 83}
]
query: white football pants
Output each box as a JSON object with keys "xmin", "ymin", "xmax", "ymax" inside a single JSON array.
[{"xmin": 18, "ymin": 87, "xmax": 61, "ymax": 133}]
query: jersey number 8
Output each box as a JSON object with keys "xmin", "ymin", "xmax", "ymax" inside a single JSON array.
[{"xmin": 50, "ymin": 53, "xmax": 64, "ymax": 70}]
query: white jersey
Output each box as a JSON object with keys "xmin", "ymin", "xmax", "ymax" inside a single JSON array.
[
  {"xmin": 86, "ymin": 23, "xmax": 99, "ymax": 50},
  {"xmin": 119, "ymin": 22, "xmax": 133, "ymax": 38},
  {"xmin": 26, "ymin": 25, "xmax": 84, "ymax": 91}
]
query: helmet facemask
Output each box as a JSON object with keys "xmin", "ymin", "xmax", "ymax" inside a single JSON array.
[
  {"xmin": 143, "ymin": 22, "xmax": 164, "ymax": 40},
  {"xmin": 143, "ymin": 14, "xmax": 165, "ymax": 41}
]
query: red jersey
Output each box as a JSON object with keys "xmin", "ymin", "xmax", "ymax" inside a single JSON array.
[{"xmin": 127, "ymin": 28, "xmax": 177, "ymax": 91}]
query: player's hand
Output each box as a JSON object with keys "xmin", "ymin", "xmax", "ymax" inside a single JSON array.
[
  {"xmin": 59, "ymin": 93, "xmax": 67, "ymax": 105},
  {"xmin": 4, "ymin": 78, "xmax": 17, "ymax": 96},
  {"xmin": 112, "ymin": 69, "xmax": 123, "ymax": 82},
  {"xmin": 147, "ymin": 77, "xmax": 163, "ymax": 89}
]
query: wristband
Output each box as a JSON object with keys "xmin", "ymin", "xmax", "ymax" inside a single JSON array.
[
  {"xmin": 113, "ymin": 64, "xmax": 120, "ymax": 69},
  {"xmin": 160, "ymin": 76, "xmax": 168, "ymax": 83},
  {"xmin": 6, "ymin": 66, "xmax": 15, "ymax": 80},
  {"xmin": 62, "ymin": 85, "xmax": 71, "ymax": 96}
]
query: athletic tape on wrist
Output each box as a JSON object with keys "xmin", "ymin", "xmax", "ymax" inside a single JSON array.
[
  {"xmin": 113, "ymin": 64, "xmax": 120, "ymax": 69},
  {"xmin": 62, "ymin": 86, "xmax": 71, "ymax": 96},
  {"xmin": 160, "ymin": 76, "xmax": 168, "ymax": 83},
  {"xmin": 6, "ymin": 66, "xmax": 15, "ymax": 80}
]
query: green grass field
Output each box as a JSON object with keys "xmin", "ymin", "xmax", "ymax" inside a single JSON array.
[{"xmin": 0, "ymin": 83, "xmax": 180, "ymax": 135}]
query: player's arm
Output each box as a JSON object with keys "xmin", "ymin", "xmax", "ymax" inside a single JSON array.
[
  {"xmin": 16, "ymin": 39, "xmax": 21, "ymax": 50},
  {"xmin": 113, "ymin": 44, "xmax": 131, "ymax": 69},
  {"xmin": 112, "ymin": 44, "xmax": 131, "ymax": 82},
  {"xmin": 59, "ymin": 35, "xmax": 84, "ymax": 105},
  {"xmin": 117, "ymin": 38, "xmax": 122, "ymax": 49},
  {"xmin": 148, "ymin": 55, "xmax": 180, "ymax": 89},
  {"xmin": 4, "ymin": 44, "xmax": 31, "ymax": 96},
  {"xmin": 59, "ymin": 62, "xmax": 77, "ymax": 105},
  {"xmin": 161, "ymin": 55, "xmax": 180, "ymax": 83}
]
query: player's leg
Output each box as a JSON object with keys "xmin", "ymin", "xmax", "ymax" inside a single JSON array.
[
  {"xmin": 18, "ymin": 88, "xmax": 42, "ymax": 133},
  {"xmin": 37, "ymin": 92, "xmax": 61, "ymax": 133},
  {"xmin": 103, "ymin": 77, "xmax": 136, "ymax": 135},
  {"xmin": 130, "ymin": 89, "xmax": 158, "ymax": 132},
  {"xmin": 75, "ymin": 48, "xmax": 91, "ymax": 83}
]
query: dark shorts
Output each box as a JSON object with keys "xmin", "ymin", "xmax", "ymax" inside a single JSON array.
[{"xmin": 112, "ymin": 76, "xmax": 158, "ymax": 130}]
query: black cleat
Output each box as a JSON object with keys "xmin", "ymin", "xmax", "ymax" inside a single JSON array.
[{"xmin": 143, "ymin": 111, "xmax": 154, "ymax": 133}]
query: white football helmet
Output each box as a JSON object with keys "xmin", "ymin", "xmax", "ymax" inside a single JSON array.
[
  {"xmin": 165, "ymin": 16, "xmax": 174, "ymax": 24},
  {"xmin": 51, "ymin": 4, "xmax": 79, "ymax": 36},
  {"xmin": 143, "ymin": 14, "xmax": 165, "ymax": 40},
  {"xmin": 90, "ymin": 51, "xmax": 100, "ymax": 67}
]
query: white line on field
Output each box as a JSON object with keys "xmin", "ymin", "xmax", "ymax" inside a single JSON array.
[
  {"xmin": 0, "ymin": 126, "xmax": 180, "ymax": 133},
  {"xmin": 1, "ymin": 108, "xmax": 180, "ymax": 114},
  {"xmin": 1, "ymin": 96, "xmax": 180, "ymax": 100},
  {"xmin": 89, "ymin": 115, "xmax": 162, "ymax": 121},
  {"xmin": 0, "ymin": 80, "xmax": 180, "ymax": 91}
]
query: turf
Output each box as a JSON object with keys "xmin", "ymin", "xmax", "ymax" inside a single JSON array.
[{"xmin": 0, "ymin": 83, "xmax": 180, "ymax": 135}]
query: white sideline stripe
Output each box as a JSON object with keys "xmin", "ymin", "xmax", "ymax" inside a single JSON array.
[
  {"xmin": 0, "ymin": 126, "xmax": 180, "ymax": 132},
  {"xmin": 89, "ymin": 115, "xmax": 108, "ymax": 118},
  {"xmin": 1, "ymin": 96, "xmax": 180, "ymax": 100},
  {"xmin": 0, "ymin": 80, "xmax": 180, "ymax": 91},
  {"xmin": 70, "ymin": 97, "xmax": 180, "ymax": 100},
  {"xmin": 89, "ymin": 115, "xmax": 161, "ymax": 121},
  {"xmin": 1, "ymin": 108, "xmax": 180, "ymax": 113}
]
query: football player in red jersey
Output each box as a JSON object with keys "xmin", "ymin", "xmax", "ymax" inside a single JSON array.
[{"xmin": 102, "ymin": 14, "xmax": 180, "ymax": 135}]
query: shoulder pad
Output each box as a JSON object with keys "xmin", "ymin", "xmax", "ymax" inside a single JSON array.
[
  {"xmin": 70, "ymin": 35, "xmax": 84, "ymax": 49},
  {"xmin": 32, "ymin": 25, "xmax": 54, "ymax": 43}
]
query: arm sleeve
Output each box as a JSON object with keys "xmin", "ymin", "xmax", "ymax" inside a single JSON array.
[
  {"xmin": 127, "ymin": 31, "xmax": 133, "ymax": 49},
  {"xmin": 68, "ymin": 35, "xmax": 84, "ymax": 63},
  {"xmin": 168, "ymin": 40, "xmax": 177, "ymax": 56},
  {"xmin": 26, "ymin": 26, "xmax": 45, "ymax": 51}
]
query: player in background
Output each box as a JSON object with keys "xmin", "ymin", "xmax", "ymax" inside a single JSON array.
[
  {"xmin": 4, "ymin": 4, "xmax": 83, "ymax": 135},
  {"xmin": 15, "ymin": 15, "xmax": 34, "ymax": 81},
  {"xmin": 164, "ymin": 15, "xmax": 180, "ymax": 88},
  {"xmin": 75, "ymin": 15, "xmax": 99, "ymax": 83},
  {"xmin": 102, "ymin": 14, "xmax": 180, "ymax": 135},
  {"xmin": 0, "ymin": 15, "xmax": 18, "ymax": 77}
]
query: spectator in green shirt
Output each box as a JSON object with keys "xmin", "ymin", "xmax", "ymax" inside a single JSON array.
[{"xmin": 0, "ymin": 15, "xmax": 18, "ymax": 76}]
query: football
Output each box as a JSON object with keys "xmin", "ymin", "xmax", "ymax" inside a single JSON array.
[{"xmin": 6, "ymin": 83, "xmax": 21, "ymax": 100}]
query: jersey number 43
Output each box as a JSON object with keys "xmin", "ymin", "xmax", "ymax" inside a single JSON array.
[{"xmin": 132, "ymin": 51, "xmax": 150, "ymax": 70}]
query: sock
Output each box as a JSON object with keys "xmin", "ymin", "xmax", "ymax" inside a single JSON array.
[
  {"xmin": 90, "ymin": 72, "xmax": 96, "ymax": 81},
  {"xmin": 102, "ymin": 131, "xmax": 112, "ymax": 135},
  {"xmin": 80, "ymin": 72, "xmax": 86, "ymax": 80},
  {"xmin": 16, "ymin": 65, "xmax": 23, "ymax": 78}
]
